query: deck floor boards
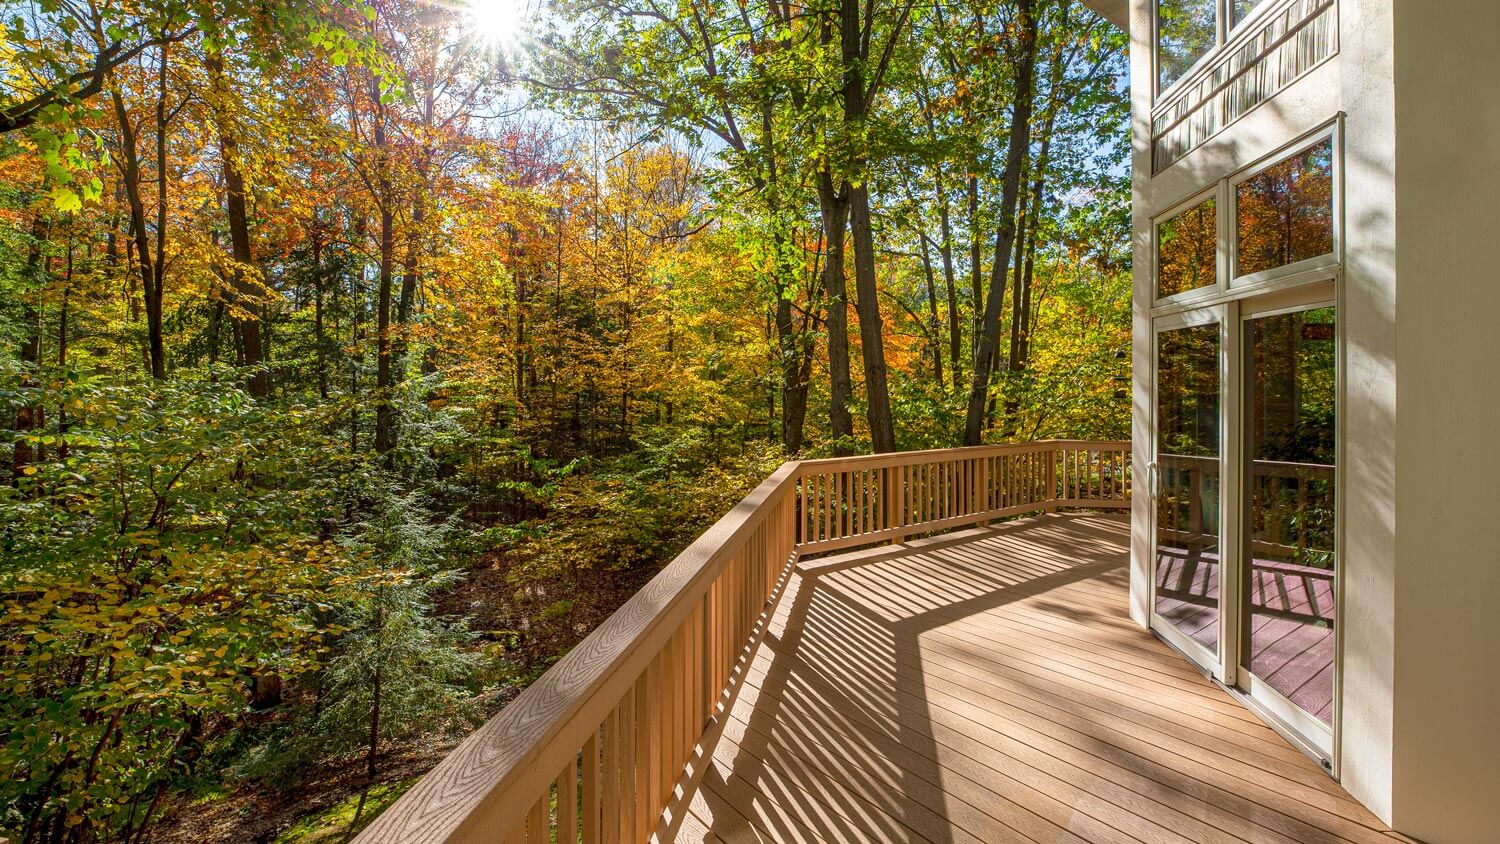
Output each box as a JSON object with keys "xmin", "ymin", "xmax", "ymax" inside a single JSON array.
[{"xmin": 657, "ymin": 513, "xmax": 1410, "ymax": 844}]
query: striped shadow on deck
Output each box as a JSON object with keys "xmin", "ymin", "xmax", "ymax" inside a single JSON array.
[{"xmin": 656, "ymin": 513, "xmax": 1408, "ymax": 844}]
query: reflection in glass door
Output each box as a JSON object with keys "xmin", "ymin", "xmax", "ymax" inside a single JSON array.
[
  {"xmin": 1153, "ymin": 321, "xmax": 1222, "ymax": 664},
  {"xmin": 1242, "ymin": 306, "xmax": 1337, "ymax": 727}
]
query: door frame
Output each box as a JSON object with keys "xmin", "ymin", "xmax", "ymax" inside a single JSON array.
[
  {"xmin": 1231, "ymin": 280, "xmax": 1340, "ymax": 768},
  {"xmin": 1148, "ymin": 303, "xmax": 1229, "ymax": 682}
]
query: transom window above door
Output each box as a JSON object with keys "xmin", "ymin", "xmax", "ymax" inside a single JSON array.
[
  {"xmin": 1156, "ymin": 0, "xmax": 1270, "ymax": 93},
  {"xmin": 1234, "ymin": 137, "xmax": 1335, "ymax": 279},
  {"xmin": 1153, "ymin": 127, "xmax": 1338, "ymax": 307}
]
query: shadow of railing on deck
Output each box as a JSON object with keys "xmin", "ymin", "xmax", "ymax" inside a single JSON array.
[{"xmin": 676, "ymin": 515, "xmax": 1127, "ymax": 841}]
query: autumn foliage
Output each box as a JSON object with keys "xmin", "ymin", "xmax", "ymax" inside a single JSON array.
[{"xmin": 0, "ymin": 0, "xmax": 1129, "ymax": 839}]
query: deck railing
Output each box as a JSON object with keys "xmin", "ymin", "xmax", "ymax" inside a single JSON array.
[{"xmin": 355, "ymin": 440, "xmax": 1129, "ymax": 844}]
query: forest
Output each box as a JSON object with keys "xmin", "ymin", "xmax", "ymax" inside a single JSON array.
[{"xmin": 0, "ymin": 0, "xmax": 1128, "ymax": 840}]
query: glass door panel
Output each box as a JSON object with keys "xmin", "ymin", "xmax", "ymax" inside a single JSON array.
[
  {"xmin": 1242, "ymin": 306, "xmax": 1337, "ymax": 725},
  {"xmin": 1154, "ymin": 322, "xmax": 1222, "ymax": 660}
]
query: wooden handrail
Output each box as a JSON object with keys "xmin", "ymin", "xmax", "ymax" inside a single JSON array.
[
  {"xmin": 795, "ymin": 440, "xmax": 1131, "ymax": 554},
  {"xmin": 355, "ymin": 440, "xmax": 1129, "ymax": 843}
]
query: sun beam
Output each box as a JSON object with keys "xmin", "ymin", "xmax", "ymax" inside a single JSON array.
[{"xmin": 462, "ymin": 0, "xmax": 528, "ymax": 49}]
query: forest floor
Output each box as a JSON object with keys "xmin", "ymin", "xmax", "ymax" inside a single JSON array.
[{"xmin": 147, "ymin": 552, "xmax": 653, "ymax": 843}]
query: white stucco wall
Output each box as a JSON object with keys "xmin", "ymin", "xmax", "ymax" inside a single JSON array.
[
  {"xmin": 1387, "ymin": 0, "xmax": 1500, "ymax": 839},
  {"xmin": 1127, "ymin": 0, "xmax": 1154, "ymax": 632},
  {"xmin": 1337, "ymin": 0, "xmax": 1398, "ymax": 824}
]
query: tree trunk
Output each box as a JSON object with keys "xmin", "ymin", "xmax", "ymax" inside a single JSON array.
[
  {"xmin": 312, "ymin": 223, "xmax": 328, "ymax": 399},
  {"xmin": 837, "ymin": 0, "xmax": 897, "ymax": 453},
  {"xmin": 774, "ymin": 292, "xmax": 811, "ymax": 454},
  {"xmin": 967, "ymin": 173, "xmax": 984, "ymax": 366},
  {"xmin": 1004, "ymin": 37, "xmax": 1069, "ymax": 434},
  {"xmin": 372, "ymin": 81, "xmax": 396, "ymax": 455},
  {"xmin": 963, "ymin": 0, "xmax": 1038, "ymax": 445},
  {"xmin": 375, "ymin": 202, "xmax": 395, "ymax": 454},
  {"xmin": 936, "ymin": 177, "xmax": 962, "ymax": 390},
  {"xmin": 204, "ymin": 52, "xmax": 267, "ymax": 397},
  {"xmin": 817, "ymin": 172, "xmax": 855, "ymax": 453},
  {"xmin": 919, "ymin": 234, "xmax": 944, "ymax": 383},
  {"xmin": 848, "ymin": 183, "xmax": 896, "ymax": 453},
  {"xmin": 400, "ymin": 188, "xmax": 426, "ymax": 326},
  {"xmin": 55, "ymin": 239, "xmax": 71, "ymax": 460},
  {"xmin": 111, "ymin": 91, "xmax": 166, "ymax": 381},
  {"xmin": 12, "ymin": 214, "xmax": 48, "ymax": 485}
]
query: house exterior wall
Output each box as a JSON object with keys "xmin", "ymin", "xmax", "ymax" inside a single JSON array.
[
  {"xmin": 1124, "ymin": 0, "xmax": 1500, "ymax": 838},
  {"xmin": 1387, "ymin": 1, "xmax": 1500, "ymax": 840},
  {"xmin": 1335, "ymin": 0, "xmax": 1396, "ymax": 823}
]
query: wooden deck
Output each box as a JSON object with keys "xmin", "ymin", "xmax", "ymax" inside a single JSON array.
[{"xmin": 658, "ymin": 513, "xmax": 1406, "ymax": 844}]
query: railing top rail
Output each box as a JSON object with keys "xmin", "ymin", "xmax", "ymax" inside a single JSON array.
[
  {"xmin": 356, "ymin": 461, "xmax": 800, "ymax": 843},
  {"xmin": 795, "ymin": 439, "xmax": 1128, "ymax": 474}
]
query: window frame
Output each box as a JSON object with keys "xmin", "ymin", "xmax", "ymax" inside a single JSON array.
[
  {"xmin": 1150, "ymin": 118, "xmax": 1344, "ymax": 320},
  {"xmin": 1152, "ymin": 185, "xmax": 1226, "ymax": 307},
  {"xmin": 1153, "ymin": 0, "xmax": 1285, "ymax": 100},
  {"xmin": 1228, "ymin": 125, "xmax": 1342, "ymax": 290}
]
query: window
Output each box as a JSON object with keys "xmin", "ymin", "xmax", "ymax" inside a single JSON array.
[
  {"xmin": 1157, "ymin": 197, "xmax": 1217, "ymax": 299},
  {"xmin": 1157, "ymin": 0, "xmax": 1217, "ymax": 92},
  {"xmin": 1157, "ymin": 0, "xmax": 1275, "ymax": 95},
  {"xmin": 1235, "ymin": 138, "xmax": 1334, "ymax": 278},
  {"xmin": 1231, "ymin": 0, "xmax": 1267, "ymax": 27}
]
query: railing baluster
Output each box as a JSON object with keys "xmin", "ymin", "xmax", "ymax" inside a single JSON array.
[
  {"xmin": 601, "ymin": 709, "xmax": 619, "ymax": 844},
  {"xmin": 636, "ymin": 667, "xmax": 654, "ymax": 840},
  {"xmin": 582, "ymin": 730, "xmax": 600, "ymax": 844},
  {"xmin": 618, "ymin": 686, "xmax": 635, "ymax": 843},
  {"xmin": 558, "ymin": 757, "xmax": 578, "ymax": 844}
]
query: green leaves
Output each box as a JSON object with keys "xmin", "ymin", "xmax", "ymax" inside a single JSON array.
[{"xmin": 0, "ymin": 374, "xmax": 360, "ymax": 840}]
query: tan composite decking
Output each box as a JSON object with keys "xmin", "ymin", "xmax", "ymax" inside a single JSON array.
[{"xmin": 657, "ymin": 513, "xmax": 1408, "ymax": 844}]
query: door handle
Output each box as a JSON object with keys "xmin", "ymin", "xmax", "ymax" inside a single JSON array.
[{"xmin": 1146, "ymin": 461, "xmax": 1160, "ymax": 498}]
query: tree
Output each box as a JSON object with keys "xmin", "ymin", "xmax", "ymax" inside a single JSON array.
[{"xmin": 964, "ymin": 0, "xmax": 1039, "ymax": 445}]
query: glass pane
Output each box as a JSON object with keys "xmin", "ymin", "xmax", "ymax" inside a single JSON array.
[
  {"xmin": 1158, "ymin": 0, "xmax": 1217, "ymax": 91},
  {"xmin": 1157, "ymin": 197, "xmax": 1217, "ymax": 298},
  {"xmin": 1236, "ymin": 139, "xmax": 1334, "ymax": 277},
  {"xmin": 1231, "ymin": 0, "xmax": 1266, "ymax": 27},
  {"xmin": 1245, "ymin": 307, "xmax": 1336, "ymax": 724},
  {"xmin": 1155, "ymin": 323, "xmax": 1221, "ymax": 654}
]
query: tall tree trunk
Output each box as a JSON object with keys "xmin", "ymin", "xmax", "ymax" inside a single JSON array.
[
  {"xmin": 374, "ymin": 202, "xmax": 395, "ymax": 454},
  {"xmin": 967, "ymin": 173, "xmax": 983, "ymax": 366},
  {"xmin": 838, "ymin": 0, "xmax": 897, "ymax": 453},
  {"xmin": 204, "ymin": 52, "xmax": 267, "ymax": 397},
  {"xmin": 372, "ymin": 81, "xmax": 396, "ymax": 455},
  {"xmin": 774, "ymin": 292, "xmax": 810, "ymax": 454},
  {"xmin": 817, "ymin": 173, "xmax": 855, "ymax": 453},
  {"xmin": 12, "ymin": 213, "xmax": 48, "ymax": 485},
  {"xmin": 1000, "ymin": 157, "xmax": 1036, "ymax": 432},
  {"xmin": 111, "ymin": 90, "xmax": 166, "ymax": 381},
  {"xmin": 312, "ymin": 223, "xmax": 328, "ymax": 399},
  {"xmin": 848, "ymin": 183, "xmax": 896, "ymax": 453},
  {"xmin": 963, "ymin": 0, "xmax": 1038, "ymax": 445},
  {"xmin": 399, "ymin": 181, "xmax": 427, "ymax": 326},
  {"xmin": 935, "ymin": 177, "xmax": 962, "ymax": 390},
  {"xmin": 1003, "ymin": 31, "xmax": 1071, "ymax": 434},
  {"xmin": 919, "ymin": 234, "xmax": 944, "ymax": 383},
  {"xmin": 55, "ymin": 238, "xmax": 71, "ymax": 460}
]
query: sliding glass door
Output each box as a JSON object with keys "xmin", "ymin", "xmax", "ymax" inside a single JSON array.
[
  {"xmin": 1151, "ymin": 311, "xmax": 1224, "ymax": 678},
  {"xmin": 1148, "ymin": 129, "xmax": 1341, "ymax": 767},
  {"xmin": 1150, "ymin": 294, "xmax": 1338, "ymax": 758},
  {"xmin": 1237, "ymin": 300, "xmax": 1337, "ymax": 756}
]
